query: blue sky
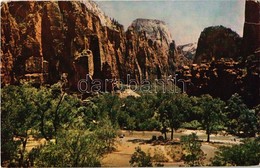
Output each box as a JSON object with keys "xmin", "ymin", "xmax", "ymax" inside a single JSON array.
[{"xmin": 95, "ymin": 0, "xmax": 245, "ymax": 45}]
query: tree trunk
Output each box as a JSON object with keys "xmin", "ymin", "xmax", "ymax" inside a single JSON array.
[
  {"xmin": 19, "ymin": 137, "xmax": 28, "ymax": 167},
  {"xmin": 207, "ymin": 132, "xmax": 210, "ymax": 142},
  {"xmin": 171, "ymin": 128, "xmax": 174, "ymax": 140},
  {"xmin": 162, "ymin": 126, "xmax": 167, "ymax": 140},
  {"xmin": 40, "ymin": 111, "xmax": 50, "ymax": 141}
]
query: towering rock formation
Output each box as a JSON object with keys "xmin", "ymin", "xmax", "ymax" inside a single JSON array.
[
  {"xmin": 194, "ymin": 26, "xmax": 242, "ymax": 64},
  {"xmin": 1, "ymin": 1, "xmax": 178, "ymax": 90},
  {"xmin": 125, "ymin": 19, "xmax": 177, "ymax": 81},
  {"xmin": 242, "ymin": 0, "xmax": 260, "ymax": 106},
  {"xmin": 242, "ymin": 0, "xmax": 260, "ymax": 58}
]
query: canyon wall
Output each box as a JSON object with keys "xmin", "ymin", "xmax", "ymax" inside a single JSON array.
[{"xmin": 1, "ymin": 1, "xmax": 177, "ymax": 89}]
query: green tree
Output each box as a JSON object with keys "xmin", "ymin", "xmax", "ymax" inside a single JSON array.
[
  {"xmin": 226, "ymin": 93, "xmax": 258, "ymax": 137},
  {"xmin": 198, "ymin": 95, "xmax": 225, "ymax": 142},
  {"xmin": 211, "ymin": 138, "xmax": 260, "ymax": 166},
  {"xmin": 1, "ymin": 84, "xmax": 38, "ymax": 166},
  {"xmin": 33, "ymin": 86, "xmax": 53, "ymax": 140},
  {"xmin": 92, "ymin": 93, "xmax": 121, "ymax": 123},
  {"xmin": 33, "ymin": 129, "xmax": 103, "ymax": 167},
  {"xmin": 94, "ymin": 118, "xmax": 117, "ymax": 153},
  {"xmin": 1, "ymin": 84, "xmax": 86, "ymax": 166},
  {"xmin": 159, "ymin": 93, "xmax": 191, "ymax": 140},
  {"xmin": 254, "ymin": 104, "xmax": 260, "ymax": 135},
  {"xmin": 180, "ymin": 133, "xmax": 205, "ymax": 166},
  {"xmin": 119, "ymin": 95, "xmax": 156, "ymax": 131},
  {"xmin": 129, "ymin": 147, "xmax": 153, "ymax": 167}
]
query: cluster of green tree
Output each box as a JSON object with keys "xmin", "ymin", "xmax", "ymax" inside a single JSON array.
[
  {"xmin": 94, "ymin": 91, "xmax": 259, "ymax": 142},
  {"xmin": 1, "ymin": 83, "xmax": 259, "ymax": 166},
  {"xmin": 1, "ymin": 83, "xmax": 117, "ymax": 167}
]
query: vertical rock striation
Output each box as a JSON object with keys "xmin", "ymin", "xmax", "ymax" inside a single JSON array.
[
  {"xmin": 125, "ymin": 19, "xmax": 177, "ymax": 81},
  {"xmin": 1, "ymin": 1, "xmax": 178, "ymax": 90}
]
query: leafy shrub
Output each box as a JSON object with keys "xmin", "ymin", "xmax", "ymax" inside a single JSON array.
[
  {"xmin": 129, "ymin": 147, "xmax": 153, "ymax": 167},
  {"xmin": 166, "ymin": 145, "xmax": 183, "ymax": 162},
  {"xmin": 32, "ymin": 130, "xmax": 104, "ymax": 167},
  {"xmin": 152, "ymin": 147, "xmax": 168, "ymax": 163},
  {"xmin": 211, "ymin": 138, "xmax": 260, "ymax": 166},
  {"xmin": 139, "ymin": 118, "xmax": 162, "ymax": 131},
  {"xmin": 180, "ymin": 133, "xmax": 205, "ymax": 166},
  {"xmin": 181, "ymin": 120, "xmax": 202, "ymax": 130}
]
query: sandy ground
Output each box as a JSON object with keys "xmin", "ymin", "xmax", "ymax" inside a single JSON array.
[{"xmin": 101, "ymin": 129, "xmax": 239, "ymax": 167}]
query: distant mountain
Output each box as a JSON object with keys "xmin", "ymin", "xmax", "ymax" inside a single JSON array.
[
  {"xmin": 177, "ymin": 43, "xmax": 197, "ymax": 60},
  {"xmin": 176, "ymin": 43, "xmax": 197, "ymax": 67}
]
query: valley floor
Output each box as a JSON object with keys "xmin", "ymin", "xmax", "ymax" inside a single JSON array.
[{"xmin": 101, "ymin": 129, "xmax": 240, "ymax": 167}]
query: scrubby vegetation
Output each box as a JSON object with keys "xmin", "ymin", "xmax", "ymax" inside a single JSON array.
[
  {"xmin": 180, "ymin": 133, "xmax": 205, "ymax": 166},
  {"xmin": 211, "ymin": 138, "xmax": 260, "ymax": 166},
  {"xmin": 1, "ymin": 83, "xmax": 259, "ymax": 166}
]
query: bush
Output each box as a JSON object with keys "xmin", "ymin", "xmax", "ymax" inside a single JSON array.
[
  {"xmin": 166, "ymin": 145, "xmax": 183, "ymax": 162},
  {"xmin": 32, "ymin": 130, "xmax": 104, "ymax": 167},
  {"xmin": 180, "ymin": 133, "xmax": 205, "ymax": 166},
  {"xmin": 152, "ymin": 147, "xmax": 168, "ymax": 163},
  {"xmin": 181, "ymin": 120, "xmax": 202, "ymax": 130},
  {"xmin": 129, "ymin": 147, "xmax": 153, "ymax": 167},
  {"xmin": 211, "ymin": 138, "xmax": 260, "ymax": 166},
  {"xmin": 139, "ymin": 118, "xmax": 162, "ymax": 131}
]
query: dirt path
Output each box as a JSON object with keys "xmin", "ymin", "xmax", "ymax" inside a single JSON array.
[{"xmin": 201, "ymin": 143, "xmax": 217, "ymax": 164}]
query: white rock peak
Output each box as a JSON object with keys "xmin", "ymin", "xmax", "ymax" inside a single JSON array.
[{"xmin": 130, "ymin": 18, "xmax": 173, "ymax": 45}]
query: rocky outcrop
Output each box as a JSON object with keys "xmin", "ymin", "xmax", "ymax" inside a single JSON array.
[
  {"xmin": 194, "ymin": 26, "xmax": 242, "ymax": 64},
  {"xmin": 177, "ymin": 59, "xmax": 245, "ymax": 101},
  {"xmin": 1, "ymin": 1, "xmax": 178, "ymax": 89}
]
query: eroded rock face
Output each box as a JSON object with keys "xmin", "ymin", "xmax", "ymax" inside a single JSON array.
[
  {"xmin": 177, "ymin": 59, "xmax": 245, "ymax": 101},
  {"xmin": 125, "ymin": 18, "xmax": 177, "ymax": 81},
  {"xmin": 1, "ymin": 1, "xmax": 178, "ymax": 89}
]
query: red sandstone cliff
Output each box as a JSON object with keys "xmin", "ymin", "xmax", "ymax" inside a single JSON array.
[{"xmin": 1, "ymin": 1, "xmax": 178, "ymax": 89}]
